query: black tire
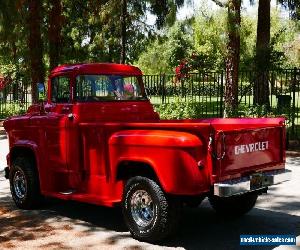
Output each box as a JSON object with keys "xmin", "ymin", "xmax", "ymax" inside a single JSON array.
[
  {"xmin": 9, "ymin": 156, "xmax": 43, "ymax": 209},
  {"xmin": 209, "ymin": 192, "xmax": 258, "ymax": 217},
  {"xmin": 122, "ymin": 176, "xmax": 181, "ymax": 243}
]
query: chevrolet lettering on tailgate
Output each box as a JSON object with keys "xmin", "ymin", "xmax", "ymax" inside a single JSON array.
[{"xmin": 235, "ymin": 141, "xmax": 269, "ymax": 155}]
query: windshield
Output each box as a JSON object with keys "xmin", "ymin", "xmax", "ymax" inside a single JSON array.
[{"xmin": 75, "ymin": 75, "xmax": 147, "ymax": 102}]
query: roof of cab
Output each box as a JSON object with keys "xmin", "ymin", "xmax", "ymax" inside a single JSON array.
[{"xmin": 51, "ymin": 63, "xmax": 143, "ymax": 76}]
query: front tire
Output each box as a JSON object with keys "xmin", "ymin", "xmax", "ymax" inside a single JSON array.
[
  {"xmin": 122, "ymin": 176, "xmax": 180, "ymax": 243},
  {"xmin": 9, "ymin": 156, "xmax": 43, "ymax": 209},
  {"xmin": 209, "ymin": 192, "xmax": 258, "ymax": 217}
]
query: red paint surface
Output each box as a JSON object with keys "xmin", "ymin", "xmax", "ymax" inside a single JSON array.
[{"xmin": 4, "ymin": 63, "xmax": 286, "ymax": 206}]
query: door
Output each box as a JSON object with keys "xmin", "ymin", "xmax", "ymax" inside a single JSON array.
[{"xmin": 45, "ymin": 74, "xmax": 74, "ymax": 192}]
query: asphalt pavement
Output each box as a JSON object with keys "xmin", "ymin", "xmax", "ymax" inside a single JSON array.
[
  {"xmin": 0, "ymin": 137, "xmax": 8, "ymax": 171},
  {"xmin": 0, "ymin": 137, "xmax": 299, "ymax": 249}
]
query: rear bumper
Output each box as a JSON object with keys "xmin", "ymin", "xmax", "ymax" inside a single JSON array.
[{"xmin": 214, "ymin": 169, "xmax": 291, "ymax": 197}]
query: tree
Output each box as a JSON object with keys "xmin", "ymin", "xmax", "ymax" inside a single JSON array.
[
  {"xmin": 0, "ymin": 0, "xmax": 29, "ymax": 98},
  {"xmin": 136, "ymin": 21, "xmax": 192, "ymax": 74},
  {"xmin": 211, "ymin": 0, "xmax": 241, "ymax": 117},
  {"xmin": 27, "ymin": 0, "xmax": 45, "ymax": 103},
  {"xmin": 252, "ymin": 0, "xmax": 271, "ymax": 107},
  {"xmin": 279, "ymin": 0, "xmax": 300, "ymax": 19},
  {"xmin": 120, "ymin": 0, "xmax": 127, "ymax": 63},
  {"xmin": 193, "ymin": 8, "xmax": 227, "ymax": 70},
  {"xmin": 252, "ymin": 0, "xmax": 300, "ymax": 107},
  {"xmin": 224, "ymin": 0, "xmax": 241, "ymax": 117},
  {"xmin": 48, "ymin": 0, "xmax": 63, "ymax": 70},
  {"xmin": 118, "ymin": 0, "xmax": 185, "ymax": 63}
]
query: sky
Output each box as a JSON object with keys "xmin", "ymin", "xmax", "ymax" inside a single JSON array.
[
  {"xmin": 147, "ymin": 0, "xmax": 289, "ymax": 25},
  {"xmin": 176, "ymin": 0, "xmax": 289, "ymax": 19}
]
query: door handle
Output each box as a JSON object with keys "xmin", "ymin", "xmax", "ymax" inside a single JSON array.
[{"xmin": 67, "ymin": 113, "xmax": 75, "ymax": 121}]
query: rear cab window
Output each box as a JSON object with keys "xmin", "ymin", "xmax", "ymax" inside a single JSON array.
[{"xmin": 75, "ymin": 75, "xmax": 147, "ymax": 102}]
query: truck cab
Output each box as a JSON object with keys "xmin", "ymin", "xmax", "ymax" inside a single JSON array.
[{"xmin": 4, "ymin": 63, "xmax": 291, "ymax": 242}]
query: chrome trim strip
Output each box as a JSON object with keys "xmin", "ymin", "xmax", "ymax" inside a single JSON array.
[{"xmin": 214, "ymin": 169, "xmax": 291, "ymax": 197}]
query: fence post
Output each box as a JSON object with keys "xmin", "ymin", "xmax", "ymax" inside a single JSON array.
[
  {"xmin": 161, "ymin": 74, "xmax": 166, "ymax": 104},
  {"xmin": 220, "ymin": 70, "xmax": 224, "ymax": 117},
  {"xmin": 292, "ymin": 68, "xmax": 297, "ymax": 137}
]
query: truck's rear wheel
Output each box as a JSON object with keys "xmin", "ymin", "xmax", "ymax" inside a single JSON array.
[
  {"xmin": 9, "ymin": 156, "xmax": 43, "ymax": 209},
  {"xmin": 209, "ymin": 192, "xmax": 258, "ymax": 216},
  {"xmin": 122, "ymin": 176, "xmax": 180, "ymax": 243}
]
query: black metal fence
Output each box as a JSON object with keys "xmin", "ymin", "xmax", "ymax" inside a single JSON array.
[
  {"xmin": 0, "ymin": 68, "xmax": 300, "ymax": 138},
  {"xmin": 0, "ymin": 81, "xmax": 32, "ymax": 119},
  {"xmin": 143, "ymin": 68, "xmax": 300, "ymax": 138},
  {"xmin": 143, "ymin": 72, "xmax": 225, "ymax": 117}
]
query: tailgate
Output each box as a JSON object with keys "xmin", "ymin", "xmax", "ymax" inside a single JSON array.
[{"xmin": 214, "ymin": 126, "xmax": 285, "ymax": 180}]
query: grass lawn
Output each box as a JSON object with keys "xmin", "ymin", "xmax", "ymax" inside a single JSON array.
[{"xmin": 149, "ymin": 93, "xmax": 300, "ymax": 126}]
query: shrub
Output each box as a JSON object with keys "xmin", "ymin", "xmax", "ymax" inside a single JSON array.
[
  {"xmin": 154, "ymin": 98, "xmax": 205, "ymax": 119},
  {"xmin": 0, "ymin": 102, "xmax": 27, "ymax": 119}
]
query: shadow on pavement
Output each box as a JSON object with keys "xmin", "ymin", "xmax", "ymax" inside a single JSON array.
[{"xmin": 0, "ymin": 184, "xmax": 299, "ymax": 250}]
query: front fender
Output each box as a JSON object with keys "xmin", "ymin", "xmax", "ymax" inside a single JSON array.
[
  {"xmin": 8, "ymin": 140, "xmax": 43, "ymax": 185},
  {"xmin": 9, "ymin": 140, "xmax": 39, "ymax": 164},
  {"xmin": 109, "ymin": 130, "xmax": 211, "ymax": 195}
]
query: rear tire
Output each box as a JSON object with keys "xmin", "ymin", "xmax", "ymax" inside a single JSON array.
[
  {"xmin": 209, "ymin": 192, "xmax": 258, "ymax": 217},
  {"xmin": 122, "ymin": 176, "xmax": 181, "ymax": 243},
  {"xmin": 9, "ymin": 156, "xmax": 43, "ymax": 209}
]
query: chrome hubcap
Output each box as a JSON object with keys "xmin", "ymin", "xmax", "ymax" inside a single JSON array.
[
  {"xmin": 130, "ymin": 190, "xmax": 154, "ymax": 227},
  {"xmin": 13, "ymin": 170, "xmax": 27, "ymax": 199}
]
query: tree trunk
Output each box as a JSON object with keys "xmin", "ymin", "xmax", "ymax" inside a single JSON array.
[
  {"xmin": 120, "ymin": 0, "xmax": 127, "ymax": 64},
  {"xmin": 224, "ymin": 0, "xmax": 241, "ymax": 117},
  {"xmin": 28, "ymin": 0, "xmax": 45, "ymax": 103},
  {"xmin": 253, "ymin": 0, "xmax": 271, "ymax": 107},
  {"xmin": 48, "ymin": 0, "xmax": 62, "ymax": 71}
]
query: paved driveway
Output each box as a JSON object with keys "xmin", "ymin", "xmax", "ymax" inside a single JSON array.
[
  {"xmin": 0, "ymin": 137, "xmax": 8, "ymax": 171},
  {"xmin": 0, "ymin": 137, "xmax": 299, "ymax": 249}
]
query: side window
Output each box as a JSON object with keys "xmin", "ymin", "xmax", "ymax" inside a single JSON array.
[{"xmin": 51, "ymin": 76, "xmax": 70, "ymax": 103}]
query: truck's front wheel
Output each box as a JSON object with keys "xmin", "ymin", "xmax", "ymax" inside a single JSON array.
[
  {"xmin": 9, "ymin": 156, "xmax": 43, "ymax": 209},
  {"xmin": 209, "ymin": 192, "xmax": 258, "ymax": 217},
  {"xmin": 122, "ymin": 176, "xmax": 180, "ymax": 242}
]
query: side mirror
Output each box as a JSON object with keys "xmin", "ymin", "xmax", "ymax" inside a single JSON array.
[{"xmin": 37, "ymin": 82, "xmax": 46, "ymax": 102}]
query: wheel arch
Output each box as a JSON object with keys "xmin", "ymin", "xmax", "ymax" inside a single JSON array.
[
  {"xmin": 116, "ymin": 160, "xmax": 162, "ymax": 188},
  {"xmin": 10, "ymin": 146, "xmax": 36, "ymax": 162},
  {"xmin": 9, "ymin": 144, "xmax": 40, "ymax": 180}
]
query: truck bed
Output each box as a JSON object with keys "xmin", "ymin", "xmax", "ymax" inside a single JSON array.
[{"xmin": 161, "ymin": 117, "xmax": 286, "ymax": 181}]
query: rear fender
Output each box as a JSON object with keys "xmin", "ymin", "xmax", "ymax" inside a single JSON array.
[{"xmin": 109, "ymin": 130, "xmax": 211, "ymax": 195}]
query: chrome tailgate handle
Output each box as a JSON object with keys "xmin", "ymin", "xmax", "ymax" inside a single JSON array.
[{"xmin": 211, "ymin": 131, "xmax": 226, "ymax": 161}]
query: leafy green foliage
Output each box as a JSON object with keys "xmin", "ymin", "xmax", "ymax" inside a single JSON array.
[
  {"xmin": 238, "ymin": 104, "xmax": 271, "ymax": 117},
  {"xmin": 192, "ymin": 9, "xmax": 227, "ymax": 70},
  {"xmin": 137, "ymin": 5, "xmax": 299, "ymax": 75},
  {"xmin": 0, "ymin": 102, "xmax": 27, "ymax": 119},
  {"xmin": 154, "ymin": 99, "xmax": 199, "ymax": 119},
  {"xmin": 136, "ymin": 21, "xmax": 192, "ymax": 74}
]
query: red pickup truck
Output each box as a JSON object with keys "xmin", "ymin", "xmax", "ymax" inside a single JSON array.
[{"xmin": 4, "ymin": 63, "xmax": 291, "ymax": 242}]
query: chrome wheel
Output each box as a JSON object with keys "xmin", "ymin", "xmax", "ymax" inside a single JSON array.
[
  {"xmin": 130, "ymin": 190, "xmax": 154, "ymax": 227},
  {"xmin": 13, "ymin": 170, "xmax": 27, "ymax": 199}
]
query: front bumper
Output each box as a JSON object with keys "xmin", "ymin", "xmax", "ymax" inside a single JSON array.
[{"xmin": 214, "ymin": 169, "xmax": 291, "ymax": 197}]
